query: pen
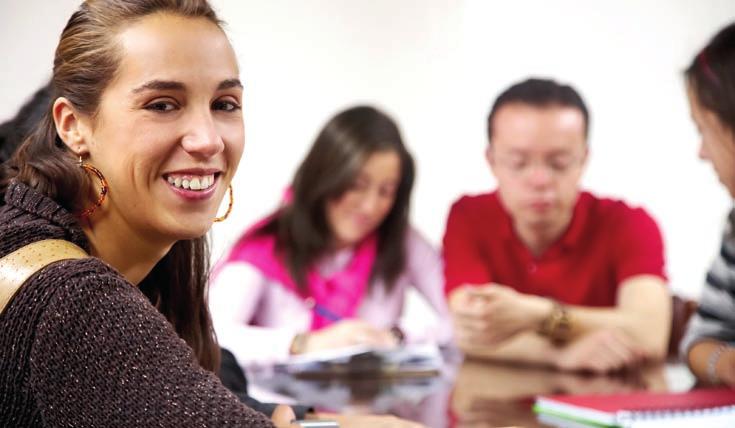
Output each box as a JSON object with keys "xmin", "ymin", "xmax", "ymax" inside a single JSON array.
[
  {"xmin": 304, "ymin": 297, "xmax": 343, "ymax": 322},
  {"xmin": 314, "ymin": 303, "xmax": 342, "ymax": 322}
]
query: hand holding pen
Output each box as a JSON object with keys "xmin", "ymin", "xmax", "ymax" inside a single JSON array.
[{"xmin": 290, "ymin": 319, "xmax": 399, "ymax": 355}]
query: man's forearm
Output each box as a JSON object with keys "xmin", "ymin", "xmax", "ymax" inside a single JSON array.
[
  {"xmin": 563, "ymin": 306, "xmax": 668, "ymax": 358},
  {"xmin": 459, "ymin": 331, "xmax": 559, "ymax": 367},
  {"xmin": 452, "ymin": 276, "xmax": 671, "ymax": 364},
  {"xmin": 561, "ymin": 277, "xmax": 671, "ymax": 359}
]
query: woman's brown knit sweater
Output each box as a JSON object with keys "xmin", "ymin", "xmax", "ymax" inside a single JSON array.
[{"xmin": 0, "ymin": 181, "xmax": 274, "ymax": 427}]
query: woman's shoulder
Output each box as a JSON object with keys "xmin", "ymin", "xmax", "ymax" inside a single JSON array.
[
  {"xmin": 40, "ymin": 256, "xmax": 127, "ymax": 285},
  {"xmin": 21, "ymin": 257, "xmax": 143, "ymax": 310},
  {"xmin": 404, "ymin": 225, "xmax": 439, "ymax": 255},
  {"xmin": 3, "ymin": 257, "xmax": 155, "ymax": 362},
  {"xmin": 0, "ymin": 182, "xmax": 89, "ymax": 256},
  {"xmin": 0, "ymin": 216, "xmax": 89, "ymax": 263},
  {"xmin": 401, "ymin": 225, "xmax": 442, "ymax": 274},
  {"xmin": 11, "ymin": 259, "xmax": 272, "ymax": 426},
  {"xmin": 3, "ymin": 256, "xmax": 145, "ymax": 326}
]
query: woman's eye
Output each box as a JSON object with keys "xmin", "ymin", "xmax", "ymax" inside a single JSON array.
[
  {"xmin": 350, "ymin": 180, "xmax": 369, "ymax": 192},
  {"xmin": 145, "ymin": 101, "xmax": 177, "ymax": 112},
  {"xmin": 213, "ymin": 100, "xmax": 241, "ymax": 112},
  {"xmin": 379, "ymin": 186, "xmax": 398, "ymax": 198}
]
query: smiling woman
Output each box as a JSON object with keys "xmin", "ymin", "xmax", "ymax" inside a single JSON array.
[{"xmin": 0, "ymin": 1, "xmax": 281, "ymax": 427}]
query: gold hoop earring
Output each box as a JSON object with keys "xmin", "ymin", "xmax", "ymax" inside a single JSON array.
[
  {"xmin": 78, "ymin": 156, "xmax": 109, "ymax": 218},
  {"xmin": 214, "ymin": 185, "xmax": 234, "ymax": 223}
]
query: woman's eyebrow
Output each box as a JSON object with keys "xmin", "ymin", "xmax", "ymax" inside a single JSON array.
[
  {"xmin": 131, "ymin": 80, "xmax": 185, "ymax": 94},
  {"xmin": 130, "ymin": 79, "xmax": 242, "ymax": 95}
]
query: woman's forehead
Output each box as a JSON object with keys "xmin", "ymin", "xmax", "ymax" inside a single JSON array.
[{"xmin": 113, "ymin": 13, "xmax": 238, "ymax": 93}]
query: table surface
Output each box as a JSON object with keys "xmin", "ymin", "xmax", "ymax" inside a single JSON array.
[{"xmin": 249, "ymin": 351, "xmax": 698, "ymax": 428}]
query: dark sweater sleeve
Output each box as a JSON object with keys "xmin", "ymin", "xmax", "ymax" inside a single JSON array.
[{"xmin": 28, "ymin": 262, "xmax": 275, "ymax": 428}]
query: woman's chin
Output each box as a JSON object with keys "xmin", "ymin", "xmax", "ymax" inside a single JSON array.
[{"xmin": 164, "ymin": 217, "xmax": 213, "ymax": 241}]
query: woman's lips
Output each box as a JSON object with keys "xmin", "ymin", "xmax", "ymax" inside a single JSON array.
[{"xmin": 165, "ymin": 174, "xmax": 218, "ymax": 201}]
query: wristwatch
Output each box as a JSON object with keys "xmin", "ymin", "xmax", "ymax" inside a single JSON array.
[
  {"xmin": 538, "ymin": 299, "xmax": 572, "ymax": 344},
  {"xmin": 390, "ymin": 326, "xmax": 405, "ymax": 345}
]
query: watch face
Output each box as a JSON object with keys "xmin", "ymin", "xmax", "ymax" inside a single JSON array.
[{"xmin": 539, "ymin": 301, "xmax": 571, "ymax": 343}]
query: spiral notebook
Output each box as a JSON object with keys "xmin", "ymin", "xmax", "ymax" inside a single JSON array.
[{"xmin": 534, "ymin": 388, "xmax": 735, "ymax": 427}]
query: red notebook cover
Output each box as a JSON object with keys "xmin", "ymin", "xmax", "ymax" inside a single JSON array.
[
  {"xmin": 543, "ymin": 388, "xmax": 735, "ymax": 412},
  {"xmin": 535, "ymin": 388, "xmax": 735, "ymax": 426}
]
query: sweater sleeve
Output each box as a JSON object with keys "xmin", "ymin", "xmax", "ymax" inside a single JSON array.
[
  {"xmin": 209, "ymin": 262, "xmax": 303, "ymax": 365},
  {"xmin": 680, "ymin": 234, "xmax": 735, "ymax": 357},
  {"xmin": 399, "ymin": 227, "xmax": 453, "ymax": 345},
  {"xmin": 29, "ymin": 262, "xmax": 275, "ymax": 428}
]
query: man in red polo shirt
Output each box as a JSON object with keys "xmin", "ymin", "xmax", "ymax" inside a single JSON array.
[{"xmin": 444, "ymin": 78, "xmax": 671, "ymax": 373}]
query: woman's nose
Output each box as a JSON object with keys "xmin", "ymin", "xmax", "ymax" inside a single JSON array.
[{"xmin": 181, "ymin": 110, "xmax": 225, "ymax": 158}]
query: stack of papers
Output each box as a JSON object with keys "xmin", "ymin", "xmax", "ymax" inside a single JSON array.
[{"xmin": 274, "ymin": 344, "xmax": 443, "ymax": 378}]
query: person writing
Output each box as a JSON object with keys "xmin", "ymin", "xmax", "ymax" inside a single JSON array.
[
  {"xmin": 444, "ymin": 78, "xmax": 671, "ymax": 373},
  {"xmin": 210, "ymin": 106, "xmax": 450, "ymax": 366}
]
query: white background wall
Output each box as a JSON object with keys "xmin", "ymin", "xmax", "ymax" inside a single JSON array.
[{"xmin": 2, "ymin": 1, "xmax": 735, "ymax": 300}]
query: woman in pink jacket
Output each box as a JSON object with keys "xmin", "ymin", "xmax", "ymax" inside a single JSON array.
[{"xmin": 210, "ymin": 106, "xmax": 451, "ymax": 366}]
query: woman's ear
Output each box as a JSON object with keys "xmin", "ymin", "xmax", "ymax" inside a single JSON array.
[{"xmin": 52, "ymin": 97, "xmax": 90, "ymax": 156}]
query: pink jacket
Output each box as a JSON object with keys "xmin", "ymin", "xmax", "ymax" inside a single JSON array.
[{"xmin": 209, "ymin": 227, "xmax": 451, "ymax": 366}]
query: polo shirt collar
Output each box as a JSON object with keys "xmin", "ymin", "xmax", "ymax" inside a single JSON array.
[
  {"xmin": 558, "ymin": 191, "xmax": 590, "ymax": 251},
  {"xmin": 494, "ymin": 192, "xmax": 516, "ymax": 240},
  {"xmin": 497, "ymin": 190, "xmax": 590, "ymax": 253}
]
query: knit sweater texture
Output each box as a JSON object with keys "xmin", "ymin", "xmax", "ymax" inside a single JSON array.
[
  {"xmin": 680, "ymin": 208, "xmax": 735, "ymax": 355},
  {"xmin": 0, "ymin": 181, "xmax": 274, "ymax": 427}
]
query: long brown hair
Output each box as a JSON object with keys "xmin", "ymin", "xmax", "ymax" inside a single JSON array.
[
  {"xmin": 259, "ymin": 105, "xmax": 415, "ymax": 292},
  {"xmin": 686, "ymin": 22, "xmax": 735, "ymax": 134},
  {"xmin": 0, "ymin": 0, "xmax": 225, "ymax": 372}
]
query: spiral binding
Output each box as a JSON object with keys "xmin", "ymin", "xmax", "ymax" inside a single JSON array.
[{"xmin": 617, "ymin": 404, "xmax": 735, "ymax": 426}]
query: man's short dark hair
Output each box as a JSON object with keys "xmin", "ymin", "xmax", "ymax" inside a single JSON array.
[{"xmin": 487, "ymin": 78, "xmax": 590, "ymax": 142}]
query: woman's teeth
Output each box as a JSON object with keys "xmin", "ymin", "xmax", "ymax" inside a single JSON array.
[{"xmin": 167, "ymin": 174, "xmax": 216, "ymax": 191}]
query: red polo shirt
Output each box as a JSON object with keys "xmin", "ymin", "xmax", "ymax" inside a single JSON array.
[{"xmin": 443, "ymin": 191, "xmax": 667, "ymax": 307}]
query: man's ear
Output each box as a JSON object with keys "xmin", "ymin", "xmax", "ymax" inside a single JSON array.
[
  {"xmin": 485, "ymin": 145, "xmax": 498, "ymax": 178},
  {"xmin": 580, "ymin": 145, "xmax": 589, "ymax": 171},
  {"xmin": 53, "ymin": 97, "xmax": 90, "ymax": 156}
]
